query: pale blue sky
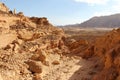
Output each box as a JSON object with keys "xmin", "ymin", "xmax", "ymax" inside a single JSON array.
[{"xmin": 1, "ymin": 0, "xmax": 120, "ymax": 25}]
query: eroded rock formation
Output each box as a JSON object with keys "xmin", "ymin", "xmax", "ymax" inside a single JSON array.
[
  {"xmin": 0, "ymin": 2, "xmax": 9, "ymax": 12},
  {"xmin": 0, "ymin": 2, "xmax": 68, "ymax": 80},
  {"xmin": 80, "ymin": 28, "xmax": 120, "ymax": 80},
  {"xmin": 0, "ymin": 2, "xmax": 120, "ymax": 80}
]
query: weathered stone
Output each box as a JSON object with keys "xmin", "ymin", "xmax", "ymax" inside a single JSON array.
[
  {"xmin": 31, "ymin": 49, "xmax": 46, "ymax": 63},
  {"xmin": 33, "ymin": 73, "xmax": 42, "ymax": 80},
  {"xmin": 52, "ymin": 60, "xmax": 60, "ymax": 65},
  {"xmin": 17, "ymin": 12, "xmax": 24, "ymax": 16},
  {"xmin": 82, "ymin": 28, "xmax": 120, "ymax": 79},
  {"xmin": 0, "ymin": 2, "xmax": 9, "ymax": 12},
  {"xmin": 26, "ymin": 60, "xmax": 42, "ymax": 73}
]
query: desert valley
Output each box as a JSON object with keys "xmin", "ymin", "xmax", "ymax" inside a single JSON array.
[{"xmin": 0, "ymin": 2, "xmax": 120, "ymax": 80}]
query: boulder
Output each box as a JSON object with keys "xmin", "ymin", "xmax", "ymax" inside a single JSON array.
[
  {"xmin": 33, "ymin": 73, "xmax": 42, "ymax": 80},
  {"xmin": 52, "ymin": 60, "xmax": 60, "ymax": 65},
  {"xmin": 17, "ymin": 29, "xmax": 34, "ymax": 41},
  {"xmin": 26, "ymin": 60, "xmax": 42, "ymax": 73},
  {"xmin": 17, "ymin": 12, "xmax": 24, "ymax": 16},
  {"xmin": 31, "ymin": 49, "xmax": 46, "ymax": 63}
]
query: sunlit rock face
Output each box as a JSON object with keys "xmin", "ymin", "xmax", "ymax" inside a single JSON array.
[
  {"xmin": 81, "ymin": 28, "xmax": 120, "ymax": 80},
  {"xmin": 0, "ymin": 2, "xmax": 9, "ymax": 12},
  {"xmin": 0, "ymin": 2, "xmax": 69, "ymax": 80},
  {"xmin": 1, "ymin": 2, "xmax": 120, "ymax": 80}
]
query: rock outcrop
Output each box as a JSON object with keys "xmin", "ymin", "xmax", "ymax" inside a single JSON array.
[
  {"xmin": 80, "ymin": 28, "xmax": 120, "ymax": 80},
  {"xmin": 1, "ymin": 2, "xmax": 120, "ymax": 80},
  {"xmin": 0, "ymin": 2, "xmax": 9, "ymax": 12},
  {"xmin": 0, "ymin": 2, "xmax": 68, "ymax": 80}
]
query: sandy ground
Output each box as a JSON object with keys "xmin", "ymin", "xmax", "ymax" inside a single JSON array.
[{"xmin": 41, "ymin": 54, "xmax": 96, "ymax": 80}]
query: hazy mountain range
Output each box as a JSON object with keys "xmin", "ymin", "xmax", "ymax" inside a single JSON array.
[{"xmin": 61, "ymin": 13, "xmax": 120, "ymax": 28}]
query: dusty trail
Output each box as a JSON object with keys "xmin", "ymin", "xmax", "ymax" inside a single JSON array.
[{"xmin": 42, "ymin": 54, "xmax": 96, "ymax": 80}]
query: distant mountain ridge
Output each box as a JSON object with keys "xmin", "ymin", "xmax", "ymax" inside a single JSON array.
[{"xmin": 62, "ymin": 13, "xmax": 120, "ymax": 28}]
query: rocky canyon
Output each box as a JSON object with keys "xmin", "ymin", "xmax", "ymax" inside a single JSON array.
[{"xmin": 0, "ymin": 2, "xmax": 120, "ymax": 80}]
